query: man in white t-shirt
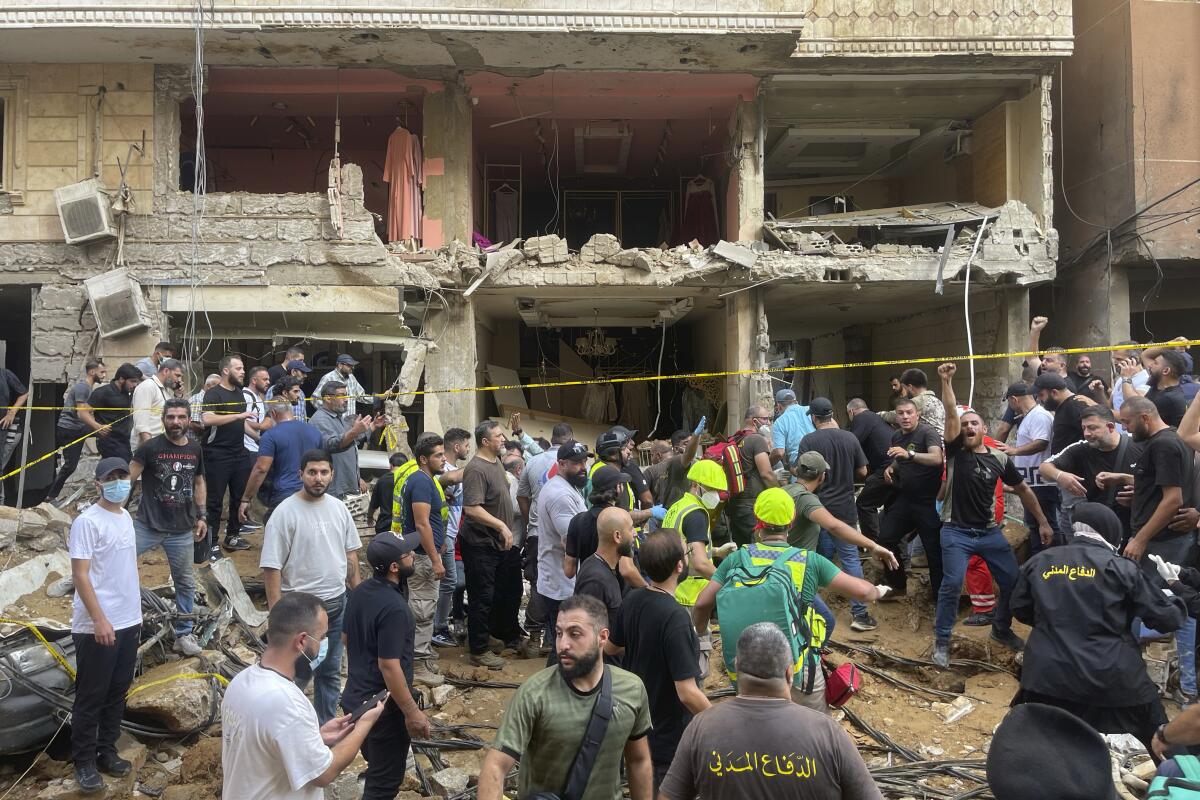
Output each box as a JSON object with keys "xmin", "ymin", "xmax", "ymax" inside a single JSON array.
[
  {"xmin": 221, "ymin": 591, "xmax": 385, "ymax": 800},
  {"xmin": 260, "ymin": 447, "xmax": 363, "ymax": 724},
  {"xmin": 997, "ymin": 382, "xmax": 1060, "ymax": 554},
  {"xmin": 69, "ymin": 457, "xmax": 142, "ymax": 795}
]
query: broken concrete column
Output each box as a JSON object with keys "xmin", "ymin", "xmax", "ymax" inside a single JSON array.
[
  {"xmin": 421, "ymin": 81, "xmax": 473, "ymax": 248},
  {"xmin": 728, "ymin": 95, "xmax": 765, "ymax": 243},
  {"xmin": 423, "ymin": 294, "xmax": 478, "ymax": 435},
  {"xmin": 724, "ymin": 289, "xmax": 757, "ymax": 432}
]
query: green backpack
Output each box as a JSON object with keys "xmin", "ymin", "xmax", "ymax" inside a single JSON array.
[
  {"xmin": 715, "ymin": 547, "xmax": 814, "ymax": 690},
  {"xmin": 1148, "ymin": 755, "xmax": 1200, "ymax": 798}
]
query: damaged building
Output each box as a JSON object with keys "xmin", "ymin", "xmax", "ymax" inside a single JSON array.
[{"xmin": 0, "ymin": 1, "xmax": 1071, "ymax": 499}]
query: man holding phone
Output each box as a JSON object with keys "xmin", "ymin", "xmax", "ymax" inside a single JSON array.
[{"xmin": 341, "ymin": 533, "xmax": 432, "ymax": 799}]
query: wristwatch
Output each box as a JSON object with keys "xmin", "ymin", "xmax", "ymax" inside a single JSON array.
[{"xmin": 1155, "ymin": 723, "xmax": 1172, "ymax": 747}]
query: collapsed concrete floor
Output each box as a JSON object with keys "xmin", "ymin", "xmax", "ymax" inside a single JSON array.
[{"xmin": 3, "ymin": 491, "xmax": 1168, "ymax": 800}]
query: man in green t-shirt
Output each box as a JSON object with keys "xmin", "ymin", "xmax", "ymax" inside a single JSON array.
[
  {"xmin": 478, "ymin": 594, "xmax": 653, "ymax": 800},
  {"xmin": 692, "ymin": 487, "xmax": 889, "ymax": 713},
  {"xmin": 785, "ymin": 452, "xmax": 897, "ymax": 569}
]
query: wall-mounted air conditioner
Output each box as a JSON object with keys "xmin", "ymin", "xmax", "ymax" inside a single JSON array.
[
  {"xmin": 84, "ymin": 268, "xmax": 152, "ymax": 338},
  {"xmin": 54, "ymin": 179, "xmax": 117, "ymax": 245}
]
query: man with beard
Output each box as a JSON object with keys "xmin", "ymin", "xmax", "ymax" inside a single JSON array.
[
  {"xmin": 1034, "ymin": 372, "xmax": 1092, "ymax": 458},
  {"xmin": 200, "ymin": 355, "xmax": 256, "ymax": 558},
  {"xmin": 478, "ymin": 594, "xmax": 653, "ymax": 800},
  {"xmin": 933, "ymin": 363, "xmax": 1053, "ymax": 668},
  {"xmin": 574, "ymin": 506, "xmax": 637, "ymax": 629},
  {"xmin": 309, "ymin": 381, "xmax": 387, "ymax": 500},
  {"xmin": 131, "ymin": 357, "xmax": 184, "ymax": 448},
  {"xmin": 127, "ymin": 400, "xmax": 207, "ymax": 656},
  {"xmin": 565, "ymin": 465, "xmax": 647, "ymax": 591},
  {"xmin": 340, "ymin": 533, "xmax": 431, "ymax": 800},
  {"xmin": 314, "ymin": 354, "xmax": 367, "ymax": 416},
  {"xmin": 1040, "ymin": 406, "xmax": 1141, "ymax": 541},
  {"xmin": 587, "ymin": 429, "xmax": 659, "ymax": 524},
  {"xmin": 79, "ymin": 364, "xmax": 142, "ymax": 461},
  {"xmin": 260, "ymin": 449, "xmax": 363, "ymax": 723},
  {"xmin": 1068, "ymin": 354, "xmax": 1109, "ymax": 403},
  {"xmin": 996, "ymin": 382, "xmax": 1059, "ymax": 553},
  {"xmin": 1011, "ymin": 503, "xmax": 1185, "ymax": 753},
  {"xmin": 1137, "ymin": 347, "xmax": 1189, "ymax": 428},
  {"xmin": 535, "ymin": 441, "xmax": 591, "ymax": 655},
  {"xmin": 239, "ymin": 365, "xmax": 273, "ymax": 530},
  {"xmin": 399, "ymin": 434, "xmax": 449, "ymax": 688}
]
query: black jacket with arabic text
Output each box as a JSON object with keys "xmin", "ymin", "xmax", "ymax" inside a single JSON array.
[{"xmin": 1011, "ymin": 536, "xmax": 1186, "ymax": 705}]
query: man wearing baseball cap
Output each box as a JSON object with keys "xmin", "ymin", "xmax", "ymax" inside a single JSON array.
[
  {"xmin": 535, "ymin": 441, "xmax": 591, "ymax": 655},
  {"xmin": 315, "ymin": 354, "xmax": 367, "ymax": 417},
  {"xmin": 266, "ymin": 359, "xmax": 312, "ymax": 422},
  {"xmin": 341, "ymin": 532, "xmax": 431, "ymax": 799},
  {"xmin": 998, "ymin": 381, "xmax": 1059, "ymax": 555},
  {"xmin": 770, "ymin": 387, "xmax": 814, "ymax": 469},
  {"xmin": 69, "ymin": 457, "xmax": 141, "ymax": 794}
]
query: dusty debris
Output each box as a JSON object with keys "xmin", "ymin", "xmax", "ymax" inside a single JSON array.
[
  {"xmin": 930, "ymin": 696, "xmax": 975, "ymax": 724},
  {"xmin": 522, "ymin": 234, "xmax": 569, "ymax": 265},
  {"xmin": 0, "ymin": 550, "xmax": 71, "ymax": 610},
  {"xmin": 581, "ymin": 233, "xmax": 621, "ymax": 262},
  {"xmin": 606, "ymin": 248, "xmax": 652, "ymax": 271},
  {"xmin": 125, "ymin": 654, "xmax": 226, "ymax": 733},
  {"xmin": 322, "ymin": 771, "xmax": 362, "ymax": 800},
  {"xmin": 431, "ymin": 684, "xmax": 456, "ymax": 707},
  {"xmin": 200, "ymin": 558, "xmax": 268, "ymax": 627},
  {"xmin": 713, "ymin": 240, "xmax": 758, "ymax": 268},
  {"xmin": 430, "ymin": 766, "xmax": 470, "ymax": 798}
]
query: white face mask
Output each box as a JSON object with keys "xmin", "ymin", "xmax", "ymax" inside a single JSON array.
[{"xmin": 700, "ymin": 490, "xmax": 721, "ymax": 510}]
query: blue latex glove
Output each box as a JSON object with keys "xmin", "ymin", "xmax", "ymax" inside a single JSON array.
[
  {"xmin": 693, "ymin": 416, "xmax": 707, "ymax": 437},
  {"xmin": 650, "ymin": 505, "xmax": 667, "ymax": 522}
]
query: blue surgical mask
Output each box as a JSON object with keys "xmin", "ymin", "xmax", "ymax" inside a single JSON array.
[
  {"xmin": 301, "ymin": 634, "xmax": 328, "ymax": 671},
  {"xmin": 101, "ymin": 479, "xmax": 131, "ymax": 503}
]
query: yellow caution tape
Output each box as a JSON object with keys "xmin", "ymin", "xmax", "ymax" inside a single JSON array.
[
  {"xmin": 126, "ymin": 671, "xmax": 229, "ymax": 700},
  {"xmin": 0, "ymin": 413, "xmax": 133, "ymax": 482},
  {"xmin": 0, "ymin": 617, "xmax": 77, "ymax": 681}
]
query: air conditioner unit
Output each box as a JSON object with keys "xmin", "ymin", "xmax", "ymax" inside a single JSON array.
[
  {"xmin": 54, "ymin": 179, "xmax": 117, "ymax": 245},
  {"xmin": 84, "ymin": 268, "xmax": 152, "ymax": 338}
]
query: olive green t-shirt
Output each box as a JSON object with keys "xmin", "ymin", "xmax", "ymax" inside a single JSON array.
[
  {"xmin": 493, "ymin": 665, "xmax": 652, "ymax": 800},
  {"xmin": 785, "ymin": 483, "xmax": 826, "ymax": 551}
]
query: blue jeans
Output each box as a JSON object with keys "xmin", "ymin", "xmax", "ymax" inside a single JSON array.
[
  {"xmin": 295, "ymin": 593, "xmax": 345, "ymax": 725},
  {"xmin": 818, "ymin": 529, "xmax": 867, "ymax": 618},
  {"xmin": 936, "ymin": 524, "xmax": 1019, "ymax": 642},
  {"xmin": 434, "ymin": 544, "xmax": 459, "ymax": 634},
  {"xmin": 134, "ymin": 521, "xmax": 196, "ymax": 637}
]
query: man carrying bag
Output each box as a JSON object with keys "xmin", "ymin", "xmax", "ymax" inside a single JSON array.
[{"xmin": 477, "ymin": 594, "xmax": 653, "ymax": 800}]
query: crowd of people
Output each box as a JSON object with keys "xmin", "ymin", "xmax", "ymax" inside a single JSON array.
[{"xmin": 58, "ymin": 321, "xmax": 1200, "ymax": 797}]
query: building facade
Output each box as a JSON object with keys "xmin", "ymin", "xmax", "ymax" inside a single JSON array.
[{"xmin": 0, "ymin": 0, "xmax": 1072, "ymax": 497}]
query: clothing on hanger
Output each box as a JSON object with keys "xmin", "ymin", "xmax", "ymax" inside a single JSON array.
[
  {"xmin": 680, "ymin": 175, "xmax": 718, "ymax": 245},
  {"xmin": 383, "ymin": 126, "xmax": 425, "ymax": 243},
  {"xmin": 493, "ymin": 184, "xmax": 519, "ymax": 243}
]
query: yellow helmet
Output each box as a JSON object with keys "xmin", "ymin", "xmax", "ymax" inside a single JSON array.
[
  {"xmin": 754, "ymin": 487, "xmax": 796, "ymax": 528},
  {"xmin": 686, "ymin": 460, "xmax": 728, "ymax": 492}
]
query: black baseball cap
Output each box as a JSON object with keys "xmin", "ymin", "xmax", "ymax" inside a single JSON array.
[
  {"xmin": 366, "ymin": 532, "xmax": 421, "ymax": 573},
  {"xmin": 1004, "ymin": 382, "xmax": 1032, "ymax": 399},
  {"xmin": 557, "ymin": 440, "xmax": 592, "ymax": 462},
  {"xmin": 1033, "ymin": 373, "xmax": 1068, "ymax": 392},
  {"xmin": 285, "ymin": 359, "xmax": 312, "ymax": 373},
  {"xmin": 807, "ymin": 397, "xmax": 834, "ymax": 417},
  {"xmin": 591, "ymin": 465, "xmax": 630, "ymax": 493},
  {"xmin": 336, "ymin": 354, "xmax": 360, "ymax": 367},
  {"xmin": 95, "ymin": 457, "xmax": 129, "ymax": 480}
]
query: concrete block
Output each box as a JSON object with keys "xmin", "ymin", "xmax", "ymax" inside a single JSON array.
[
  {"xmin": 523, "ymin": 234, "xmax": 569, "ymax": 264},
  {"xmin": 606, "ymin": 248, "xmax": 640, "ymax": 267},
  {"xmin": 309, "ymin": 242, "xmax": 387, "ymax": 266},
  {"xmin": 430, "ymin": 768, "xmax": 470, "ymax": 798},
  {"xmin": 124, "ymin": 214, "xmax": 169, "ymax": 240},
  {"xmin": 278, "ymin": 218, "xmax": 325, "ymax": 242},
  {"xmin": 713, "ymin": 241, "xmax": 758, "ymax": 268},
  {"xmin": 160, "ymin": 192, "xmax": 239, "ymax": 216},
  {"xmin": 250, "ymin": 243, "xmax": 307, "ymax": 267},
  {"xmin": 240, "ymin": 193, "xmax": 325, "ymax": 215},
  {"xmin": 485, "ymin": 249, "xmax": 523, "ymax": 274},
  {"xmin": 340, "ymin": 162, "xmax": 365, "ymax": 202},
  {"xmin": 36, "ymin": 284, "xmax": 85, "ymax": 311},
  {"xmin": 321, "ymin": 215, "xmax": 377, "ymax": 243},
  {"xmin": 125, "ymin": 654, "xmax": 226, "ymax": 733},
  {"xmin": 581, "ymin": 233, "xmax": 621, "ymax": 262}
]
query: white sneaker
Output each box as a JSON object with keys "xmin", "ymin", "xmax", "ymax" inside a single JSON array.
[{"xmin": 173, "ymin": 634, "xmax": 203, "ymax": 657}]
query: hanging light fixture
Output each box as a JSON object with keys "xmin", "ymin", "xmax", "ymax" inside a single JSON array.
[{"xmin": 575, "ymin": 310, "xmax": 616, "ymax": 357}]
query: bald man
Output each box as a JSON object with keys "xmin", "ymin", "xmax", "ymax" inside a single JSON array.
[{"xmin": 572, "ymin": 507, "xmax": 635, "ymax": 630}]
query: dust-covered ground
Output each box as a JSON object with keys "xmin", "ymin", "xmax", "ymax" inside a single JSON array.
[{"xmin": 0, "ymin": 522, "xmax": 1158, "ymax": 799}]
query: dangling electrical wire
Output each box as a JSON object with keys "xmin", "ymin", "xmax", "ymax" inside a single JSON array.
[
  {"xmin": 961, "ymin": 216, "xmax": 989, "ymax": 408},
  {"xmin": 184, "ymin": 0, "xmax": 217, "ymax": 374}
]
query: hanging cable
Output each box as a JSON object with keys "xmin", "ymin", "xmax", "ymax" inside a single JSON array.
[
  {"xmin": 650, "ymin": 321, "xmax": 667, "ymax": 436},
  {"xmin": 961, "ymin": 217, "xmax": 989, "ymax": 408},
  {"xmin": 183, "ymin": 0, "xmax": 217, "ymax": 374}
]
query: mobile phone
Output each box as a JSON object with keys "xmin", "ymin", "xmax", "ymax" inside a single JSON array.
[{"xmin": 349, "ymin": 689, "xmax": 389, "ymax": 722}]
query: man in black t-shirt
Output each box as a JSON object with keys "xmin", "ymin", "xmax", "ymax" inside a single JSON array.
[
  {"xmin": 1040, "ymin": 406, "xmax": 1141, "ymax": 540},
  {"xmin": 933, "ymin": 363, "xmax": 1054, "ymax": 668},
  {"xmin": 608, "ymin": 531, "xmax": 709, "ymax": 791},
  {"xmin": 799, "ymin": 397, "xmax": 874, "ymax": 630},
  {"xmin": 80, "ymin": 363, "xmax": 142, "ymax": 461},
  {"xmin": 1144, "ymin": 349, "xmax": 1189, "ymax": 428},
  {"xmin": 1034, "ymin": 372, "xmax": 1093, "ymax": 456},
  {"xmin": 847, "ymin": 398, "xmax": 896, "ymax": 541},
  {"xmin": 128, "ymin": 399, "xmax": 207, "ymax": 655},
  {"xmin": 573, "ymin": 506, "xmax": 634, "ymax": 631},
  {"xmin": 200, "ymin": 355, "xmax": 255, "ymax": 560},
  {"xmin": 341, "ymin": 533, "xmax": 430, "ymax": 800},
  {"xmin": 878, "ymin": 397, "xmax": 944, "ymax": 600},
  {"xmin": 565, "ymin": 466, "xmax": 646, "ymax": 593}
]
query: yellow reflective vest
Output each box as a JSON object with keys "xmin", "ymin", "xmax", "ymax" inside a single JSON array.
[
  {"xmin": 588, "ymin": 460, "xmax": 635, "ymax": 511},
  {"xmin": 390, "ymin": 461, "xmax": 449, "ymax": 534},
  {"xmin": 662, "ymin": 492, "xmax": 711, "ymax": 606}
]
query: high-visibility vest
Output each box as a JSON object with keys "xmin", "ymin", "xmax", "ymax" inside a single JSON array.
[
  {"xmin": 738, "ymin": 542, "xmax": 828, "ymax": 659},
  {"xmin": 662, "ymin": 493, "xmax": 711, "ymax": 606},
  {"xmin": 588, "ymin": 460, "xmax": 635, "ymax": 511},
  {"xmin": 391, "ymin": 462, "xmax": 449, "ymax": 534}
]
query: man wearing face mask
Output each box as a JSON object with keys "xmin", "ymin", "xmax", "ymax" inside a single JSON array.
[
  {"xmin": 661, "ymin": 460, "xmax": 737, "ymax": 608},
  {"xmin": 201, "ymin": 355, "xmax": 257, "ymax": 558},
  {"xmin": 535, "ymin": 441, "xmax": 591, "ymax": 655},
  {"xmin": 222, "ymin": 592, "xmax": 386, "ymax": 800},
  {"xmin": 68, "ymin": 458, "xmax": 141, "ymax": 795},
  {"xmin": 260, "ymin": 449, "xmax": 363, "ymax": 724},
  {"xmin": 574, "ymin": 507, "xmax": 638, "ymax": 635},
  {"xmin": 341, "ymin": 533, "xmax": 431, "ymax": 800}
]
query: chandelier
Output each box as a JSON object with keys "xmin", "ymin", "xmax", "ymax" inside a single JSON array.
[{"xmin": 576, "ymin": 317, "xmax": 616, "ymax": 357}]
